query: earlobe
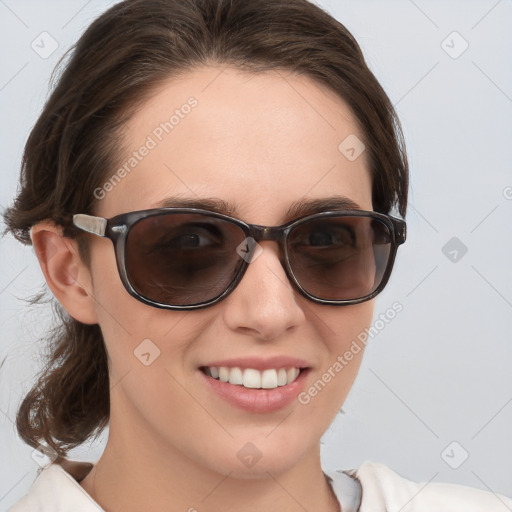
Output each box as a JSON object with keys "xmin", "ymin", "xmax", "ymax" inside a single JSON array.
[{"xmin": 30, "ymin": 221, "xmax": 99, "ymax": 325}]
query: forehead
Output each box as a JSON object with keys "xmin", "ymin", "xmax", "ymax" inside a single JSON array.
[{"xmin": 95, "ymin": 66, "xmax": 373, "ymax": 223}]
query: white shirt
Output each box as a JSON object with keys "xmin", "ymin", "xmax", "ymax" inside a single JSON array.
[{"xmin": 8, "ymin": 460, "xmax": 512, "ymax": 511}]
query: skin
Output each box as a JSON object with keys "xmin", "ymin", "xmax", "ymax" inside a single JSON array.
[{"xmin": 32, "ymin": 66, "xmax": 375, "ymax": 512}]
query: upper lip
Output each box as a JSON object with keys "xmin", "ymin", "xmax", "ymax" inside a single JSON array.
[{"xmin": 200, "ymin": 356, "xmax": 310, "ymax": 371}]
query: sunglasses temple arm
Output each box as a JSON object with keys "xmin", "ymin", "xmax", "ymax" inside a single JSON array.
[
  {"xmin": 72, "ymin": 214, "xmax": 108, "ymax": 237},
  {"xmin": 390, "ymin": 218, "xmax": 406, "ymax": 245}
]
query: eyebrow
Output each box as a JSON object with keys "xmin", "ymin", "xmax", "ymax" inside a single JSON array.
[{"xmin": 153, "ymin": 195, "xmax": 362, "ymax": 222}]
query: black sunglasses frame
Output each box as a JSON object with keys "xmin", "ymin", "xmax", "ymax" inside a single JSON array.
[{"xmin": 72, "ymin": 208, "xmax": 406, "ymax": 310}]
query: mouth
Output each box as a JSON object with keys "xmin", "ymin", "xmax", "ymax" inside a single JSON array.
[
  {"xmin": 200, "ymin": 366, "xmax": 306, "ymax": 389},
  {"xmin": 198, "ymin": 358, "xmax": 311, "ymax": 413}
]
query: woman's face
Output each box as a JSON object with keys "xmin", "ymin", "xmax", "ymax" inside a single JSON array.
[{"xmin": 85, "ymin": 66, "xmax": 374, "ymax": 477}]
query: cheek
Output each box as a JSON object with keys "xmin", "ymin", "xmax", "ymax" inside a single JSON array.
[
  {"xmin": 303, "ymin": 301, "xmax": 374, "ymax": 411},
  {"xmin": 87, "ymin": 242, "xmax": 189, "ymax": 376},
  {"xmin": 323, "ymin": 300, "xmax": 375, "ymax": 350},
  {"xmin": 312, "ymin": 299, "xmax": 374, "ymax": 358},
  {"xmin": 91, "ymin": 271, "xmax": 205, "ymax": 455}
]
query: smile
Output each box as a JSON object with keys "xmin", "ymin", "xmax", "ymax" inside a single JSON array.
[
  {"xmin": 201, "ymin": 366, "xmax": 303, "ymax": 389},
  {"xmin": 199, "ymin": 356, "xmax": 311, "ymax": 412}
]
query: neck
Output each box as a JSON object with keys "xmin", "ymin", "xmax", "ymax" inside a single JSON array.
[{"xmin": 80, "ymin": 424, "xmax": 339, "ymax": 512}]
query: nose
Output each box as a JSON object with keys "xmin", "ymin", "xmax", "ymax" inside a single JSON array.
[{"xmin": 221, "ymin": 240, "xmax": 306, "ymax": 341}]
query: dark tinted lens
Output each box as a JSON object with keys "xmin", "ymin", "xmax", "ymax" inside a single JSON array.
[
  {"xmin": 287, "ymin": 215, "xmax": 391, "ymax": 301},
  {"xmin": 125, "ymin": 213, "xmax": 247, "ymax": 306}
]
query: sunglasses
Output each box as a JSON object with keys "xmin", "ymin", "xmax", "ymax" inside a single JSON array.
[{"xmin": 72, "ymin": 208, "xmax": 406, "ymax": 310}]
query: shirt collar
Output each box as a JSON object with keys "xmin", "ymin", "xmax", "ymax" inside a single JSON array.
[{"xmin": 20, "ymin": 462, "xmax": 361, "ymax": 512}]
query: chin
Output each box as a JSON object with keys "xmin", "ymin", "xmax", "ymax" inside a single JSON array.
[
  {"xmin": 218, "ymin": 455, "xmax": 301, "ymax": 480},
  {"xmin": 203, "ymin": 434, "xmax": 315, "ymax": 479}
]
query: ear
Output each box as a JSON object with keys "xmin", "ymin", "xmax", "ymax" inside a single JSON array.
[{"xmin": 30, "ymin": 221, "xmax": 98, "ymax": 325}]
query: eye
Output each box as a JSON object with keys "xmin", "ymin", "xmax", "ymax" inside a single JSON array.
[
  {"xmin": 297, "ymin": 223, "xmax": 355, "ymax": 249},
  {"xmin": 158, "ymin": 232, "xmax": 207, "ymax": 249},
  {"xmin": 149, "ymin": 223, "xmax": 224, "ymax": 252},
  {"xmin": 306, "ymin": 227, "xmax": 354, "ymax": 247}
]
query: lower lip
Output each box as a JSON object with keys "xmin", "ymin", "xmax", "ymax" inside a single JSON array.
[{"xmin": 200, "ymin": 369, "xmax": 310, "ymax": 413}]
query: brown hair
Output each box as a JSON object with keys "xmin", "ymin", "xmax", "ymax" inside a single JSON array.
[{"xmin": 2, "ymin": 0, "xmax": 408, "ymax": 459}]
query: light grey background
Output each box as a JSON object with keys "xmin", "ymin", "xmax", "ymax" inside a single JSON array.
[{"xmin": 1, "ymin": 0, "xmax": 511, "ymax": 509}]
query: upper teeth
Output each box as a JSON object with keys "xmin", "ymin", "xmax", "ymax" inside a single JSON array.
[{"xmin": 205, "ymin": 367, "xmax": 301, "ymax": 389}]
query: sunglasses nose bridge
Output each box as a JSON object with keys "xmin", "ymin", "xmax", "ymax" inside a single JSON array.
[
  {"xmin": 242, "ymin": 225, "xmax": 291, "ymax": 282},
  {"xmin": 246, "ymin": 224, "xmax": 289, "ymax": 260},
  {"xmin": 248, "ymin": 224, "xmax": 286, "ymax": 243}
]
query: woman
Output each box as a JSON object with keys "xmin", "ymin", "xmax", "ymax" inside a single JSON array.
[{"xmin": 3, "ymin": 0, "xmax": 511, "ymax": 510}]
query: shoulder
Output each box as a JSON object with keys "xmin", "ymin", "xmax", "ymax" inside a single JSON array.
[
  {"xmin": 8, "ymin": 461, "xmax": 101, "ymax": 512},
  {"xmin": 333, "ymin": 461, "xmax": 512, "ymax": 511}
]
